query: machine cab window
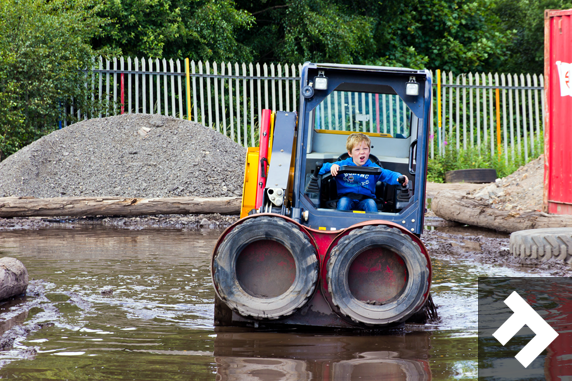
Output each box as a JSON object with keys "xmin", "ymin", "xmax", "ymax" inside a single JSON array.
[{"xmin": 303, "ymin": 86, "xmax": 417, "ymax": 214}]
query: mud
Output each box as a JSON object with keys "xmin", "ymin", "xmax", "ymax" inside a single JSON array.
[
  {"xmin": 4, "ymin": 214, "xmax": 571, "ymax": 278},
  {"xmin": 0, "ymin": 213, "xmax": 240, "ymax": 231},
  {"xmin": 423, "ymin": 228, "xmax": 572, "ymax": 277}
]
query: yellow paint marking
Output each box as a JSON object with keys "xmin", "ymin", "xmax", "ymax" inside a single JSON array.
[{"xmin": 314, "ymin": 129, "xmax": 393, "ymax": 138}]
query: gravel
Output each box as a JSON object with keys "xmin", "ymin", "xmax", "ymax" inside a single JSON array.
[{"xmin": 0, "ymin": 114, "xmax": 246, "ymax": 198}]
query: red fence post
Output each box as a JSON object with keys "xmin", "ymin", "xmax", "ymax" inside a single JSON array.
[{"xmin": 121, "ymin": 73, "xmax": 125, "ymax": 115}]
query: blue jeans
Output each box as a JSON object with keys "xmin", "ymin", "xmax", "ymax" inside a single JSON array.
[{"xmin": 337, "ymin": 197, "xmax": 378, "ymax": 213}]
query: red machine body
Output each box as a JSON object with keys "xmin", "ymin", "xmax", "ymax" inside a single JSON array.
[{"xmin": 211, "ymin": 214, "xmax": 432, "ymax": 329}]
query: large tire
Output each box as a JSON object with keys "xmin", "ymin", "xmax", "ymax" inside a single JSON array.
[
  {"xmin": 327, "ymin": 225, "xmax": 429, "ymax": 325},
  {"xmin": 445, "ymin": 168, "xmax": 497, "ymax": 183},
  {"xmin": 213, "ymin": 216, "xmax": 319, "ymax": 319},
  {"xmin": 510, "ymin": 228, "xmax": 572, "ymax": 262}
]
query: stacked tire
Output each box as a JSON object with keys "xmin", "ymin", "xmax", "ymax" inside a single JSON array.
[
  {"xmin": 212, "ymin": 217, "xmax": 319, "ymax": 320},
  {"xmin": 326, "ymin": 225, "xmax": 430, "ymax": 325},
  {"xmin": 510, "ymin": 228, "xmax": 572, "ymax": 263}
]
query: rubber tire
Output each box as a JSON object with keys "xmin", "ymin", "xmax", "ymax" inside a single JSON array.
[
  {"xmin": 213, "ymin": 216, "xmax": 319, "ymax": 320},
  {"xmin": 510, "ymin": 228, "xmax": 572, "ymax": 263},
  {"xmin": 327, "ymin": 225, "xmax": 429, "ymax": 325},
  {"xmin": 445, "ymin": 168, "xmax": 497, "ymax": 183}
]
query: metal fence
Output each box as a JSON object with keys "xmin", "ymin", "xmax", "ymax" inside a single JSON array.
[
  {"xmin": 76, "ymin": 57, "xmax": 545, "ymax": 164},
  {"xmin": 431, "ymin": 70, "xmax": 545, "ymax": 164}
]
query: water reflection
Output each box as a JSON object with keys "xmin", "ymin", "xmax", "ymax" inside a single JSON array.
[
  {"xmin": 0, "ymin": 226, "xmax": 534, "ymax": 379},
  {"xmin": 0, "ymin": 296, "xmax": 28, "ymax": 337},
  {"xmin": 214, "ymin": 329, "xmax": 431, "ymax": 381}
]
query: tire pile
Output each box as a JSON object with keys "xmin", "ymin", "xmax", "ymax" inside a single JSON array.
[{"xmin": 0, "ymin": 114, "xmax": 246, "ymax": 199}]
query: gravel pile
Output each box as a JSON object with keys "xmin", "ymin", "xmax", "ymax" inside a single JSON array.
[
  {"xmin": 0, "ymin": 114, "xmax": 246, "ymax": 198},
  {"xmin": 470, "ymin": 155, "xmax": 544, "ymax": 212}
]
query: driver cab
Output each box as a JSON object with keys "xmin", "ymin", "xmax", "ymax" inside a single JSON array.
[{"xmin": 303, "ymin": 83, "xmax": 418, "ymax": 215}]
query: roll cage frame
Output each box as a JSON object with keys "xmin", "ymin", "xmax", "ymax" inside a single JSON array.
[{"xmin": 291, "ymin": 63, "xmax": 432, "ymax": 236}]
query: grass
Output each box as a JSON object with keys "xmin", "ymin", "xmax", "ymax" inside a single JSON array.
[{"xmin": 427, "ymin": 136, "xmax": 544, "ymax": 183}]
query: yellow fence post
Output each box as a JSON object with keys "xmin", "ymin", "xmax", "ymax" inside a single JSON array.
[
  {"xmin": 437, "ymin": 69, "xmax": 441, "ymax": 129},
  {"xmin": 185, "ymin": 58, "xmax": 191, "ymax": 121}
]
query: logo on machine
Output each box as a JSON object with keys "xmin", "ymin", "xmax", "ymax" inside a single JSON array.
[
  {"xmin": 493, "ymin": 291, "xmax": 559, "ymax": 368},
  {"xmin": 556, "ymin": 61, "xmax": 572, "ymax": 96}
]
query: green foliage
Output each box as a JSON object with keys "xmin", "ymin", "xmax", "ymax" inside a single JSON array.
[
  {"xmin": 94, "ymin": 0, "xmax": 513, "ymax": 73},
  {"xmin": 492, "ymin": 0, "xmax": 572, "ymax": 74},
  {"xmin": 427, "ymin": 134, "xmax": 544, "ymax": 183},
  {"xmin": 239, "ymin": 0, "xmax": 375, "ymax": 64},
  {"xmin": 93, "ymin": 0, "xmax": 255, "ymax": 61},
  {"xmin": 364, "ymin": 0, "xmax": 514, "ymax": 73},
  {"xmin": 0, "ymin": 0, "xmax": 107, "ymax": 160},
  {"xmin": 235, "ymin": 0, "xmax": 512, "ymax": 73}
]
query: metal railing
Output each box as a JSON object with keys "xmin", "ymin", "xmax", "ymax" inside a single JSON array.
[
  {"xmin": 72, "ymin": 57, "xmax": 545, "ymax": 165},
  {"xmin": 431, "ymin": 70, "xmax": 544, "ymax": 163}
]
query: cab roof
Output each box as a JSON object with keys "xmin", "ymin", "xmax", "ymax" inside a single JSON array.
[{"xmin": 308, "ymin": 62, "xmax": 428, "ymax": 77}]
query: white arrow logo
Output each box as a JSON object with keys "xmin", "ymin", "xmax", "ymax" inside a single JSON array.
[{"xmin": 493, "ymin": 291, "xmax": 559, "ymax": 368}]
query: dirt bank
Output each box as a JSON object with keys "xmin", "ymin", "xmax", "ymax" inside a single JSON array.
[
  {"xmin": 431, "ymin": 155, "xmax": 572, "ymax": 232},
  {"xmin": 422, "ymin": 229, "xmax": 572, "ymax": 277},
  {"xmin": 470, "ymin": 155, "xmax": 544, "ymax": 212}
]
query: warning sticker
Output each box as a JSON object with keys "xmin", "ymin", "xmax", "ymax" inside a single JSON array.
[{"xmin": 556, "ymin": 61, "xmax": 572, "ymax": 97}]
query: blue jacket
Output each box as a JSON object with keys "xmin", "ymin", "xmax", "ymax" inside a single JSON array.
[{"xmin": 318, "ymin": 157, "xmax": 402, "ymax": 199}]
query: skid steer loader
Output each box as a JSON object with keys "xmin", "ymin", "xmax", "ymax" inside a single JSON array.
[{"xmin": 211, "ymin": 62, "xmax": 436, "ymax": 329}]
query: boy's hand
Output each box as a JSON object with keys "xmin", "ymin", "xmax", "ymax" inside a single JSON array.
[
  {"xmin": 398, "ymin": 175, "xmax": 409, "ymax": 187},
  {"xmin": 330, "ymin": 164, "xmax": 340, "ymax": 176}
]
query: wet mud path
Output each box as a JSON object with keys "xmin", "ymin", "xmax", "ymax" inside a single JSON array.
[{"xmin": 0, "ymin": 225, "xmax": 563, "ymax": 380}]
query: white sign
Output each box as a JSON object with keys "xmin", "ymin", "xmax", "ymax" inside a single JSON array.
[
  {"xmin": 493, "ymin": 291, "xmax": 559, "ymax": 368},
  {"xmin": 556, "ymin": 61, "xmax": 572, "ymax": 97}
]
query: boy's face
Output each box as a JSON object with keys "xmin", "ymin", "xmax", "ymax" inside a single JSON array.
[{"xmin": 348, "ymin": 141, "xmax": 370, "ymax": 166}]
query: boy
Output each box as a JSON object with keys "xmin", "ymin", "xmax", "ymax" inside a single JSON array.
[{"xmin": 318, "ymin": 133, "xmax": 409, "ymax": 212}]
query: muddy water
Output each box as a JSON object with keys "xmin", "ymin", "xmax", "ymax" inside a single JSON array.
[{"xmin": 0, "ymin": 227, "xmax": 533, "ymax": 380}]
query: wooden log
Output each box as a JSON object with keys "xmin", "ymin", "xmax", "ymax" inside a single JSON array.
[
  {"xmin": 0, "ymin": 196, "xmax": 241, "ymax": 218},
  {"xmin": 432, "ymin": 190, "xmax": 572, "ymax": 233},
  {"xmin": 0, "ymin": 257, "xmax": 28, "ymax": 301}
]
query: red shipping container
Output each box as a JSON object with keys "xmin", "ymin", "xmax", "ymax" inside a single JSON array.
[{"xmin": 544, "ymin": 9, "xmax": 572, "ymax": 214}]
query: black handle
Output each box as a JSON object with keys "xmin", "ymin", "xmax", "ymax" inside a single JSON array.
[
  {"xmin": 338, "ymin": 166, "xmax": 382, "ymax": 175},
  {"xmin": 408, "ymin": 140, "xmax": 417, "ymax": 175},
  {"xmin": 260, "ymin": 157, "xmax": 269, "ymax": 178}
]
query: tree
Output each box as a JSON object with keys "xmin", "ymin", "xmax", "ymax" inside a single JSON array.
[
  {"xmin": 0, "ymin": 0, "xmax": 107, "ymax": 160},
  {"xmin": 235, "ymin": 0, "xmax": 512, "ymax": 73},
  {"xmin": 92, "ymin": 0, "xmax": 512, "ymax": 73},
  {"xmin": 92, "ymin": 0, "xmax": 255, "ymax": 61},
  {"xmin": 493, "ymin": 0, "xmax": 572, "ymax": 74},
  {"xmin": 235, "ymin": 0, "xmax": 375, "ymax": 64},
  {"xmin": 366, "ymin": 0, "xmax": 513, "ymax": 73}
]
